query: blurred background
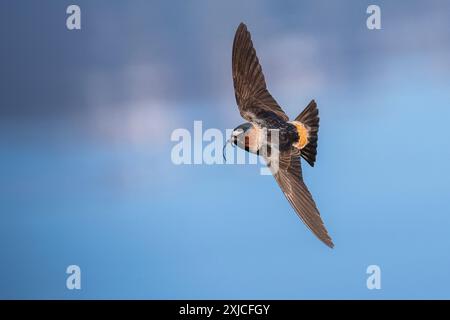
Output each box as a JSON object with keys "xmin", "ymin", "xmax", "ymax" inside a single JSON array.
[{"xmin": 1, "ymin": 0, "xmax": 449, "ymax": 299}]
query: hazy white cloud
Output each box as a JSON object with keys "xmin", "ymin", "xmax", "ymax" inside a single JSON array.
[
  {"xmin": 85, "ymin": 63, "xmax": 176, "ymax": 146},
  {"xmin": 91, "ymin": 99, "xmax": 175, "ymax": 146},
  {"xmin": 261, "ymin": 34, "xmax": 326, "ymax": 105},
  {"xmin": 381, "ymin": 7, "xmax": 450, "ymax": 74}
]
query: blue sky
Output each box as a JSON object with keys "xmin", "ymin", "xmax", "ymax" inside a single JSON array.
[{"xmin": 1, "ymin": 0, "xmax": 450, "ymax": 299}]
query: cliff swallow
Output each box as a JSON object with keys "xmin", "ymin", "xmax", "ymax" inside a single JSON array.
[{"xmin": 228, "ymin": 23, "xmax": 334, "ymax": 248}]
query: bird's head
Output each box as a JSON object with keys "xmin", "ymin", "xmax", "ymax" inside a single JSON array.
[
  {"xmin": 231, "ymin": 122, "xmax": 253, "ymax": 149},
  {"xmin": 222, "ymin": 122, "xmax": 255, "ymax": 162}
]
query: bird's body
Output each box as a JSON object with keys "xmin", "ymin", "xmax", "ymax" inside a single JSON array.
[
  {"xmin": 233, "ymin": 120, "xmax": 309, "ymax": 154},
  {"xmin": 229, "ymin": 23, "xmax": 334, "ymax": 248}
]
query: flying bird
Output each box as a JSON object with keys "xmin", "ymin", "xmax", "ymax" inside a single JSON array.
[{"xmin": 227, "ymin": 23, "xmax": 334, "ymax": 248}]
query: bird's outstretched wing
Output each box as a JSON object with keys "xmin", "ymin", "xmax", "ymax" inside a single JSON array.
[
  {"xmin": 232, "ymin": 23, "xmax": 289, "ymax": 125},
  {"xmin": 266, "ymin": 149, "xmax": 334, "ymax": 248}
]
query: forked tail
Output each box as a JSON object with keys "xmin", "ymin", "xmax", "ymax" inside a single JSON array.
[{"xmin": 294, "ymin": 100, "xmax": 319, "ymax": 167}]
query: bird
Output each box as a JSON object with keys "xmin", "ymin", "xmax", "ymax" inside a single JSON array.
[{"xmin": 227, "ymin": 22, "xmax": 334, "ymax": 248}]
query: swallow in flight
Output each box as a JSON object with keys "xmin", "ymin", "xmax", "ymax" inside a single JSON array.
[{"xmin": 226, "ymin": 23, "xmax": 334, "ymax": 248}]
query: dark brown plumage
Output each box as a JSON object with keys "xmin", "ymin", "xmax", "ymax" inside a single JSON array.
[
  {"xmin": 232, "ymin": 23, "xmax": 289, "ymax": 125},
  {"xmin": 231, "ymin": 22, "xmax": 334, "ymax": 248}
]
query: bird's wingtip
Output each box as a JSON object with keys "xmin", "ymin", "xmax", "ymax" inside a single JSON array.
[
  {"xmin": 237, "ymin": 22, "xmax": 247, "ymax": 30},
  {"xmin": 326, "ymin": 239, "xmax": 335, "ymax": 249}
]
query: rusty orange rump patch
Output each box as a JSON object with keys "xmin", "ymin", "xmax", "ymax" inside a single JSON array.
[{"xmin": 291, "ymin": 121, "xmax": 309, "ymax": 149}]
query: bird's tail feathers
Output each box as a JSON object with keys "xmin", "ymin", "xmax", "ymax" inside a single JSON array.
[{"xmin": 295, "ymin": 100, "xmax": 319, "ymax": 167}]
